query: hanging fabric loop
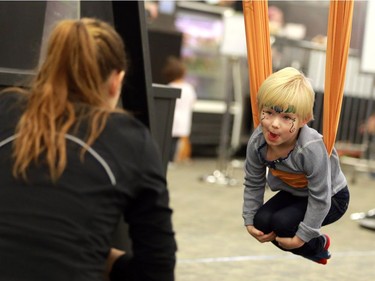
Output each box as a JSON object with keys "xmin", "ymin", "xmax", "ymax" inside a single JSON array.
[
  {"xmin": 323, "ymin": 0, "xmax": 354, "ymax": 155},
  {"xmin": 243, "ymin": 0, "xmax": 354, "ymax": 156},
  {"xmin": 242, "ymin": 0, "xmax": 272, "ymax": 128}
]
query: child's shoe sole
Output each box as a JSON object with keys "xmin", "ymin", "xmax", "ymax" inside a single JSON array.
[{"xmin": 303, "ymin": 234, "xmax": 331, "ymax": 265}]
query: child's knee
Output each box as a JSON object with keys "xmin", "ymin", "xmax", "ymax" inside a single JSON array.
[
  {"xmin": 254, "ymin": 211, "xmax": 273, "ymax": 233},
  {"xmin": 270, "ymin": 214, "xmax": 298, "ymax": 237}
]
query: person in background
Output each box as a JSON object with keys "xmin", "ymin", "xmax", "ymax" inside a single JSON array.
[
  {"xmin": 360, "ymin": 111, "xmax": 375, "ymax": 161},
  {"xmin": 353, "ymin": 208, "xmax": 375, "ymax": 231},
  {"xmin": 268, "ymin": 5, "xmax": 284, "ymax": 35},
  {"xmin": 353, "ymin": 112, "xmax": 375, "ymax": 231},
  {"xmin": 163, "ymin": 56, "xmax": 197, "ymax": 164},
  {"xmin": 0, "ymin": 18, "xmax": 176, "ymax": 281},
  {"xmin": 243, "ymin": 67, "xmax": 350, "ymax": 265},
  {"xmin": 144, "ymin": 0, "xmax": 159, "ymax": 21}
]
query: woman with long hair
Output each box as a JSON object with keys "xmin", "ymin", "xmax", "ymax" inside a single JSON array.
[{"xmin": 0, "ymin": 18, "xmax": 176, "ymax": 281}]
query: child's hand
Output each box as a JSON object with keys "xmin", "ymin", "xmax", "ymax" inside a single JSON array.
[
  {"xmin": 275, "ymin": 235, "xmax": 305, "ymax": 249},
  {"xmin": 246, "ymin": 225, "xmax": 276, "ymax": 243}
]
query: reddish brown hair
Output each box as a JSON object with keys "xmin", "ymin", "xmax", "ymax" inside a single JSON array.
[
  {"xmin": 162, "ymin": 56, "xmax": 186, "ymax": 83},
  {"xmin": 12, "ymin": 18, "xmax": 127, "ymax": 181}
]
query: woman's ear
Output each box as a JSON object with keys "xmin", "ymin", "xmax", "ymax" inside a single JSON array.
[
  {"xmin": 109, "ymin": 71, "xmax": 125, "ymax": 97},
  {"xmin": 108, "ymin": 70, "xmax": 125, "ymax": 109}
]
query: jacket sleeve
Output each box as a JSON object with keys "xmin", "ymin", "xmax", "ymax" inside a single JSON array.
[
  {"xmin": 242, "ymin": 135, "xmax": 267, "ymax": 226},
  {"xmin": 296, "ymin": 139, "xmax": 331, "ymax": 242},
  {"xmin": 111, "ymin": 130, "xmax": 177, "ymax": 281}
]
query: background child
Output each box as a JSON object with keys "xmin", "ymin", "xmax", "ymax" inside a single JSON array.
[
  {"xmin": 242, "ymin": 67, "xmax": 350, "ymax": 264},
  {"xmin": 163, "ymin": 56, "xmax": 197, "ymax": 164}
]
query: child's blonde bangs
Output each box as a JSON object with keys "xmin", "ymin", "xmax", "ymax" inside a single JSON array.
[{"xmin": 257, "ymin": 67, "xmax": 315, "ymax": 122}]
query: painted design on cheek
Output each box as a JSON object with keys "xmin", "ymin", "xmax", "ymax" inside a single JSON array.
[
  {"xmin": 261, "ymin": 110, "xmax": 266, "ymax": 121},
  {"xmin": 289, "ymin": 119, "xmax": 296, "ymax": 133}
]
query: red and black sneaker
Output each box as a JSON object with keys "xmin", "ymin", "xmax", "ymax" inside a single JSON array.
[{"xmin": 303, "ymin": 234, "xmax": 331, "ymax": 265}]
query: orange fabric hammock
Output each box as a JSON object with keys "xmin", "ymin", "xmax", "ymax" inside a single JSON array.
[
  {"xmin": 323, "ymin": 0, "xmax": 354, "ymax": 155},
  {"xmin": 243, "ymin": 0, "xmax": 354, "ymax": 156},
  {"xmin": 242, "ymin": 0, "xmax": 272, "ymax": 128}
]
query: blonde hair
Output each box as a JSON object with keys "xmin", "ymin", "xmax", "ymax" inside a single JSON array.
[
  {"xmin": 257, "ymin": 67, "xmax": 315, "ymax": 122},
  {"xmin": 11, "ymin": 18, "xmax": 127, "ymax": 181}
]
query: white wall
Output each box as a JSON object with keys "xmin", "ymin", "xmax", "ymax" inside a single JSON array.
[{"xmin": 361, "ymin": 0, "xmax": 375, "ymax": 74}]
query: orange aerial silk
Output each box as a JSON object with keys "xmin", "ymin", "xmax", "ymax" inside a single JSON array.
[
  {"xmin": 323, "ymin": 0, "xmax": 354, "ymax": 155},
  {"xmin": 243, "ymin": 0, "xmax": 354, "ymax": 156},
  {"xmin": 242, "ymin": 0, "xmax": 272, "ymax": 128}
]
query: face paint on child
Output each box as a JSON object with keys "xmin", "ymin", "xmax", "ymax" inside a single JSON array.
[
  {"xmin": 282, "ymin": 105, "xmax": 297, "ymax": 133},
  {"xmin": 261, "ymin": 110, "xmax": 267, "ymax": 121},
  {"xmin": 289, "ymin": 121, "xmax": 297, "ymax": 133},
  {"xmin": 273, "ymin": 105, "xmax": 283, "ymax": 113},
  {"xmin": 262, "ymin": 104, "xmax": 298, "ymax": 133}
]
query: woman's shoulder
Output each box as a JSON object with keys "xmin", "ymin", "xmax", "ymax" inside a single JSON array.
[
  {"xmin": 0, "ymin": 89, "xmax": 28, "ymax": 111},
  {"xmin": 0, "ymin": 90, "xmax": 28, "ymax": 130},
  {"xmin": 104, "ymin": 111, "xmax": 152, "ymax": 141},
  {"xmin": 108, "ymin": 109, "xmax": 145, "ymax": 124},
  {"xmin": 90, "ymin": 111, "xmax": 156, "ymax": 170},
  {"xmin": 98, "ymin": 111, "xmax": 162, "ymax": 178}
]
